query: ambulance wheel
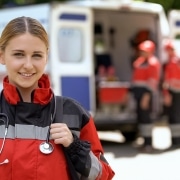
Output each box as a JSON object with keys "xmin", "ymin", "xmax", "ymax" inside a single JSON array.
[{"xmin": 122, "ymin": 131, "xmax": 137, "ymax": 142}]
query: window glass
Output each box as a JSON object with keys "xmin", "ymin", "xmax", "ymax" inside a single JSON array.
[{"xmin": 58, "ymin": 28, "xmax": 83, "ymax": 62}]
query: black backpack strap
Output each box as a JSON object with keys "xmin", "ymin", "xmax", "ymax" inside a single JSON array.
[
  {"xmin": 54, "ymin": 96, "xmax": 63, "ymax": 122},
  {"xmin": 55, "ymin": 96, "xmax": 80, "ymax": 180}
]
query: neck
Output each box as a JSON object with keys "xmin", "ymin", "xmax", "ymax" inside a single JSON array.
[{"xmin": 17, "ymin": 87, "xmax": 36, "ymax": 102}]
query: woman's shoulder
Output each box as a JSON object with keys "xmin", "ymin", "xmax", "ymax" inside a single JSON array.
[
  {"xmin": 56, "ymin": 96, "xmax": 90, "ymax": 117},
  {"xmin": 56, "ymin": 96, "xmax": 91, "ymax": 128}
]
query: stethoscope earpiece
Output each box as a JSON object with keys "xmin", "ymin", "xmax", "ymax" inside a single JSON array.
[{"xmin": 0, "ymin": 158, "xmax": 9, "ymax": 165}]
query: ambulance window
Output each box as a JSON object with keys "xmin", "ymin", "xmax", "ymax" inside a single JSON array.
[{"xmin": 58, "ymin": 28, "xmax": 82, "ymax": 62}]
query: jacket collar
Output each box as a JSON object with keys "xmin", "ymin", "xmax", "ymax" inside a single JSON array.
[{"xmin": 3, "ymin": 74, "xmax": 53, "ymax": 105}]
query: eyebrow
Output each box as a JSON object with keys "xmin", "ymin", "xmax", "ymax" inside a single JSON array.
[
  {"xmin": 33, "ymin": 51, "xmax": 44, "ymax": 54},
  {"xmin": 12, "ymin": 50, "xmax": 44, "ymax": 54}
]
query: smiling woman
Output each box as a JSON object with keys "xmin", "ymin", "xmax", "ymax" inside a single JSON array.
[
  {"xmin": 0, "ymin": 16, "xmax": 115, "ymax": 180},
  {"xmin": 0, "ymin": 32, "xmax": 48, "ymax": 101}
]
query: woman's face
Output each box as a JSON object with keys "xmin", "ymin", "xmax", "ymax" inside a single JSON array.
[{"xmin": 0, "ymin": 33, "xmax": 48, "ymax": 92}]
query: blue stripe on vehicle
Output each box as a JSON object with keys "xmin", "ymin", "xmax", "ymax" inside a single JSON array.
[
  {"xmin": 61, "ymin": 76, "xmax": 90, "ymax": 111},
  {"xmin": 59, "ymin": 13, "xmax": 86, "ymax": 21},
  {"xmin": 175, "ymin": 20, "xmax": 180, "ymax": 27}
]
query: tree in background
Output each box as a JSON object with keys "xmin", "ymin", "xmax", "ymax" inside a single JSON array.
[
  {"xmin": 0, "ymin": 0, "xmax": 67, "ymax": 8},
  {"xmin": 1, "ymin": 0, "xmax": 180, "ymax": 12},
  {"xmin": 145, "ymin": 0, "xmax": 180, "ymax": 14}
]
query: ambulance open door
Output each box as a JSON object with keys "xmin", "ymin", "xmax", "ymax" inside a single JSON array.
[
  {"xmin": 50, "ymin": 4, "xmax": 95, "ymax": 113},
  {"xmin": 168, "ymin": 10, "xmax": 180, "ymax": 57}
]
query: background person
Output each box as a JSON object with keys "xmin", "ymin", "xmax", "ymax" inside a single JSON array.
[
  {"xmin": 0, "ymin": 16, "xmax": 115, "ymax": 179},
  {"xmin": 131, "ymin": 40, "xmax": 161, "ymax": 152},
  {"xmin": 162, "ymin": 40, "xmax": 180, "ymax": 148}
]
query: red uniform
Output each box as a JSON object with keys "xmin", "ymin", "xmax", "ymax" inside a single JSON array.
[
  {"xmin": 0, "ymin": 74, "xmax": 115, "ymax": 180},
  {"xmin": 131, "ymin": 40, "xmax": 161, "ymax": 151},
  {"xmin": 163, "ymin": 55, "xmax": 180, "ymax": 92},
  {"xmin": 132, "ymin": 56, "xmax": 161, "ymax": 91},
  {"xmin": 162, "ymin": 52, "xmax": 180, "ymax": 146}
]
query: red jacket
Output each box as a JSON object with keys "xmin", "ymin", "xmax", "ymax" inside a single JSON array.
[
  {"xmin": 163, "ymin": 54, "xmax": 180, "ymax": 93},
  {"xmin": 132, "ymin": 56, "xmax": 161, "ymax": 91},
  {"xmin": 0, "ymin": 74, "xmax": 115, "ymax": 180}
]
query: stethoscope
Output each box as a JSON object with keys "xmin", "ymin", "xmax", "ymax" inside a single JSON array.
[
  {"xmin": 39, "ymin": 114, "xmax": 54, "ymax": 154},
  {"xmin": 0, "ymin": 113, "xmax": 9, "ymax": 165},
  {"xmin": 0, "ymin": 113, "xmax": 9, "ymax": 155},
  {"xmin": 0, "ymin": 93, "xmax": 57, "ymax": 158},
  {"xmin": 39, "ymin": 95, "xmax": 57, "ymax": 155}
]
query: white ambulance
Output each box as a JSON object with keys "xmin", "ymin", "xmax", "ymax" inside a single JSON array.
[
  {"xmin": 168, "ymin": 9, "xmax": 180, "ymax": 57},
  {"xmin": 0, "ymin": 0, "xmax": 170, "ymax": 141}
]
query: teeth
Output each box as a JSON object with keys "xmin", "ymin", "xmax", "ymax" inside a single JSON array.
[{"xmin": 21, "ymin": 73, "xmax": 33, "ymax": 77}]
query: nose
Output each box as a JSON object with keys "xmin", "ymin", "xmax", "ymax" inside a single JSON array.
[{"xmin": 23, "ymin": 56, "xmax": 33, "ymax": 69}]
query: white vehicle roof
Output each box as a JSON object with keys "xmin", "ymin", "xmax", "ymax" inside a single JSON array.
[
  {"xmin": 63, "ymin": 0, "xmax": 169, "ymax": 38},
  {"xmin": 64, "ymin": 0, "xmax": 163, "ymax": 13}
]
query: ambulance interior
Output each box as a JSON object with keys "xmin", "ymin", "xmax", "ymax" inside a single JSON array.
[{"xmin": 93, "ymin": 9, "xmax": 161, "ymax": 130}]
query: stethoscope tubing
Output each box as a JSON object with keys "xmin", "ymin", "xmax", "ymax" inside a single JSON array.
[
  {"xmin": 0, "ymin": 92, "xmax": 57, "ymax": 156},
  {"xmin": 0, "ymin": 113, "xmax": 9, "ymax": 155},
  {"xmin": 39, "ymin": 94, "xmax": 57, "ymax": 154}
]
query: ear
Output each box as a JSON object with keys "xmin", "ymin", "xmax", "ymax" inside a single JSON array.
[{"xmin": 0, "ymin": 50, "xmax": 5, "ymax": 65}]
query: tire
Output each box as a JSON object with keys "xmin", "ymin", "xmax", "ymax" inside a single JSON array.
[{"xmin": 122, "ymin": 131, "xmax": 138, "ymax": 142}]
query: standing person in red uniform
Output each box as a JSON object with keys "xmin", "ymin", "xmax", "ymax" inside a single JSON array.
[
  {"xmin": 0, "ymin": 16, "xmax": 115, "ymax": 180},
  {"xmin": 162, "ymin": 40, "xmax": 180, "ymax": 148},
  {"xmin": 131, "ymin": 40, "xmax": 161, "ymax": 152}
]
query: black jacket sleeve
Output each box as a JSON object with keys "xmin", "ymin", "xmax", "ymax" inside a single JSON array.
[{"xmin": 65, "ymin": 134, "xmax": 91, "ymax": 177}]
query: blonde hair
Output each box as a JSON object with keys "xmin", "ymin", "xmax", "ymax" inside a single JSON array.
[{"xmin": 0, "ymin": 16, "xmax": 49, "ymax": 51}]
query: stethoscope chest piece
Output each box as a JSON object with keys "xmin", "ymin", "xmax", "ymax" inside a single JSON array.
[{"xmin": 39, "ymin": 142, "xmax": 54, "ymax": 154}]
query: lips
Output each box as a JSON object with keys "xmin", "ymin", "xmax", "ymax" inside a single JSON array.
[{"xmin": 19, "ymin": 72, "xmax": 35, "ymax": 77}]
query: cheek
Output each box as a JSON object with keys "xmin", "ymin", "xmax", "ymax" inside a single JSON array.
[
  {"xmin": 5, "ymin": 59, "xmax": 21, "ymax": 72},
  {"xmin": 37, "ymin": 60, "xmax": 47, "ymax": 70},
  {"xmin": 6, "ymin": 64, "xmax": 17, "ymax": 73}
]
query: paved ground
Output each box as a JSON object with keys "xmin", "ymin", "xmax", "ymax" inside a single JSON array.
[
  {"xmin": 105, "ymin": 146, "xmax": 180, "ymax": 180},
  {"xmin": 98, "ymin": 128, "xmax": 180, "ymax": 180}
]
